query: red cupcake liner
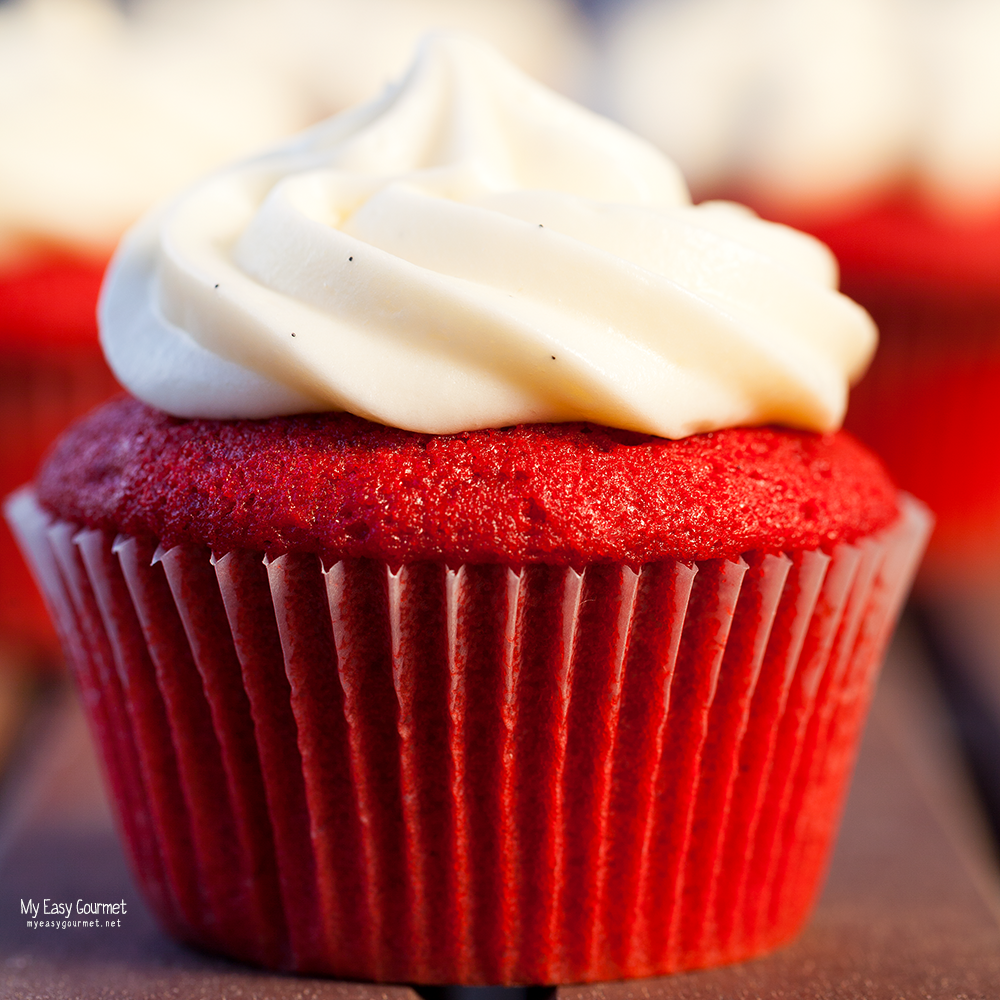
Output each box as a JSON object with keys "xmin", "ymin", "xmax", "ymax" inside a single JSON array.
[
  {"xmin": 1, "ymin": 258, "xmax": 118, "ymax": 658},
  {"xmin": 5, "ymin": 487, "xmax": 930, "ymax": 984}
]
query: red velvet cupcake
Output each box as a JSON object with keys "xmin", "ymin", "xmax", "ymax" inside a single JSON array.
[
  {"xmin": 6, "ymin": 38, "xmax": 930, "ymax": 985},
  {"xmin": 808, "ymin": 202, "xmax": 1000, "ymax": 563},
  {"xmin": 8, "ymin": 400, "xmax": 927, "ymax": 983},
  {"xmin": 0, "ymin": 0, "xmax": 293, "ymax": 659},
  {"xmin": 0, "ymin": 254, "xmax": 117, "ymax": 658}
]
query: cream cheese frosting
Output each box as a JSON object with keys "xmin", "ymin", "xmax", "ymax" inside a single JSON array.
[
  {"xmin": 101, "ymin": 36, "xmax": 876, "ymax": 438},
  {"xmin": 0, "ymin": 0, "xmax": 586, "ymax": 264},
  {"xmin": 604, "ymin": 0, "xmax": 1000, "ymax": 221}
]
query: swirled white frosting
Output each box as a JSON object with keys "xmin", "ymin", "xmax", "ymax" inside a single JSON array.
[
  {"xmin": 0, "ymin": 0, "xmax": 585, "ymax": 264},
  {"xmin": 604, "ymin": 0, "xmax": 1000, "ymax": 221},
  {"xmin": 101, "ymin": 36, "xmax": 876, "ymax": 437}
]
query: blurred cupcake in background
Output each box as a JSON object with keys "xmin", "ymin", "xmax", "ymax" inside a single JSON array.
[
  {"xmin": 602, "ymin": 0, "xmax": 1000, "ymax": 571},
  {"xmin": 0, "ymin": 0, "xmax": 588, "ymax": 664}
]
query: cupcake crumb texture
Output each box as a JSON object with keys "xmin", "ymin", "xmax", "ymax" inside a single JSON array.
[{"xmin": 37, "ymin": 397, "xmax": 899, "ymax": 565}]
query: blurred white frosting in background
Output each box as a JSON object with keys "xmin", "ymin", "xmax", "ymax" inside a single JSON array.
[
  {"xmin": 602, "ymin": 0, "xmax": 1000, "ymax": 222},
  {"xmin": 0, "ymin": 0, "xmax": 588, "ymax": 265}
]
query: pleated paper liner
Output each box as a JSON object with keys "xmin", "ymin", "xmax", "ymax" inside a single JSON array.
[{"xmin": 5, "ymin": 487, "xmax": 931, "ymax": 985}]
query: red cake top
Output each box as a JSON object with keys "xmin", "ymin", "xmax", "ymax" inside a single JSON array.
[{"xmin": 36, "ymin": 396, "xmax": 899, "ymax": 565}]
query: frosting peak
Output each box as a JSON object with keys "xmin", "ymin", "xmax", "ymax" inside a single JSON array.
[{"xmin": 102, "ymin": 36, "xmax": 876, "ymax": 437}]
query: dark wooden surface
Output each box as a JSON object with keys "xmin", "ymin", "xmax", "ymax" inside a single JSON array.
[
  {"xmin": 1, "ymin": 624, "xmax": 999, "ymax": 999},
  {"xmin": 914, "ymin": 577, "xmax": 1000, "ymax": 845}
]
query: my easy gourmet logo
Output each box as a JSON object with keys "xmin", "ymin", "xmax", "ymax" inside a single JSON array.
[{"xmin": 21, "ymin": 898, "xmax": 127, "ymax": 930}]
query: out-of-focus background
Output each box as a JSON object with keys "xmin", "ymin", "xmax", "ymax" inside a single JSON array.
[{"xmin": 4, "ymin": 1, "xmax": 1000, "ymax": 996}]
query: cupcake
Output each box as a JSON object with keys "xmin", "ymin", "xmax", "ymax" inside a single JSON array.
[
  {"xmin": 0, "ymin": 0, "xmax": 307, "ymax": 657},
  {"xmin": 0, "ymin": 0, "xmax": 586, "ymax": 659},
  {"xmin": 7, "ymin": 37, "xmax": 930, "ymax": 984},
  {"xmin": 603, "ymin": 0, "xmax": 1000, "ymax": 565},
  {"xmin": 0, "ymin": 251, "xmax": 116, "ymax": 658}
]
